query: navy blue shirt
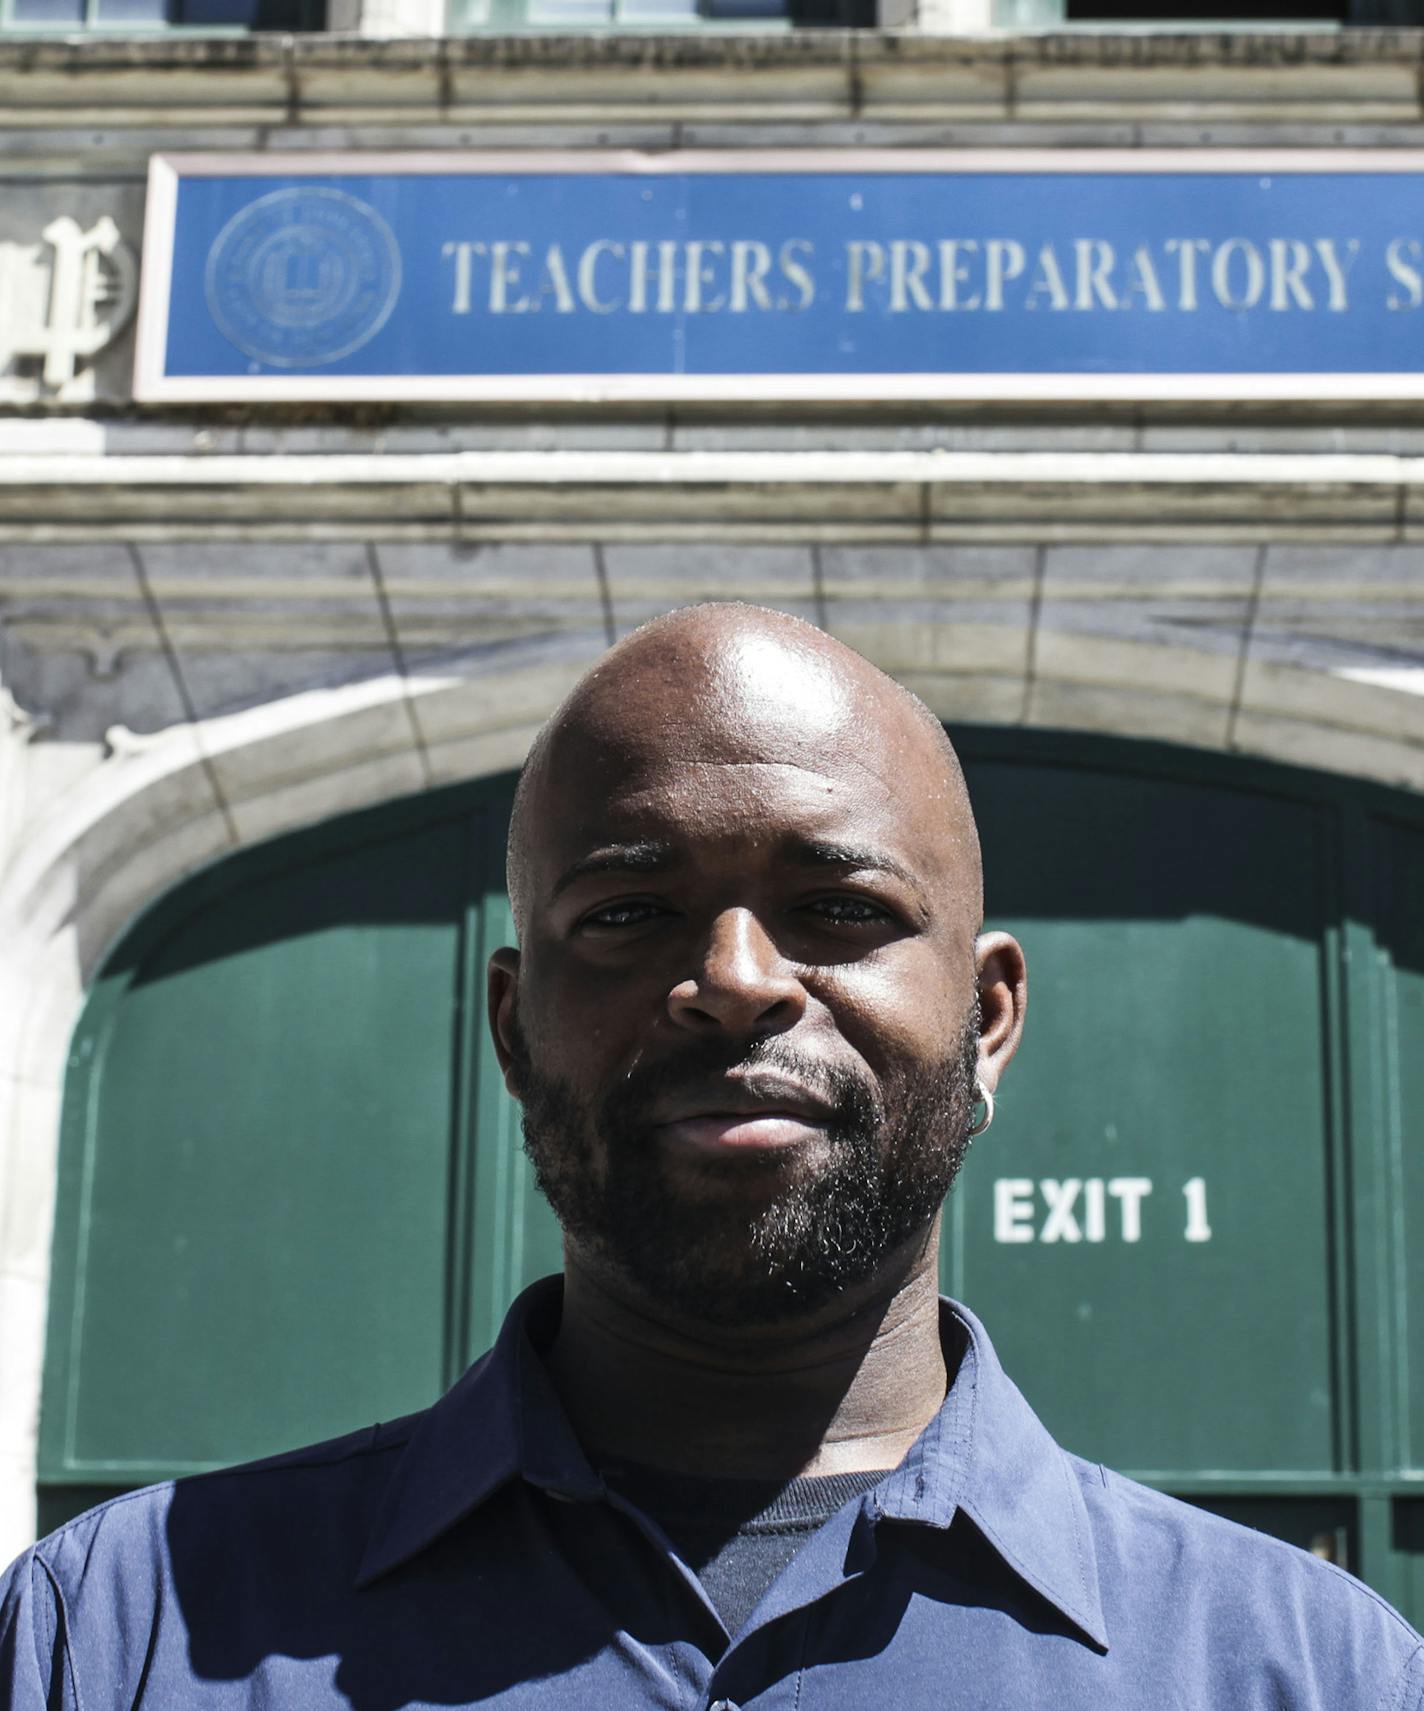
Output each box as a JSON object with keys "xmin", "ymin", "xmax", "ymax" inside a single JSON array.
[{"xmin": 3, "ymin": 1278, "xmax": 1421, "ymax": 1710}]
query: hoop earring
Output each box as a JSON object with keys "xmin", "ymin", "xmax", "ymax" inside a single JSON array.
[{"xmin": 969, "ymin": 1079, "xmax": 995, "ymax": 1139}]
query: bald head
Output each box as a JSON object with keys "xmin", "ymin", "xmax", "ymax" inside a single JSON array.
[
  {"xmin": 489, "ymin": 602, "xmax": 1025, "ymax": 1327},
  {"xmin": 506, "ymin": 602, "xmax": 982, "ymax": 940}
]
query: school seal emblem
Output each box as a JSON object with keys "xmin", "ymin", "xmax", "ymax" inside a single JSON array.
[{"xmin": 204, "ymin": 187, "xmax": 401, "ymax": 368}]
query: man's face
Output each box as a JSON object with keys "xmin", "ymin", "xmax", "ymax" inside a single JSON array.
[{"xmin": 494, "ymin": 626, "xmax": 996, "ymax": 1325}]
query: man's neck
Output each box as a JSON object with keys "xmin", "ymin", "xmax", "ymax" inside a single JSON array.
[{"xmin": 544, "ymin": 1229, "xmax": 950, "ymax": 1481}]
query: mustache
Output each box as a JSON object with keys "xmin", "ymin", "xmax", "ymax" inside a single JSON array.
[{"xmin": 597, "ymin": 1036, "xmax": 880, "ymax": 1137}]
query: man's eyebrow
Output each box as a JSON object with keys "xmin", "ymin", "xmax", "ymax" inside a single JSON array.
[
  {"xmin": 785, "ymin": 840, "xmax": 919, "ymax": 888},
  {"xmin": 549, "ymin": 842, "xmax": 679, "ymax": 901}
]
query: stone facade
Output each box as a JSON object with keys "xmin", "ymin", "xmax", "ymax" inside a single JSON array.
[{"xmin": 2, "ymin": 26, "xmax": 1424, "ymax": 1558}]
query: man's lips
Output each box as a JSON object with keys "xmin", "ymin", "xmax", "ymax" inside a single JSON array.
[
  {"xmin": 656, "ymin": 1113, "xmax": 826, "ymax": 1154},
  {"xmin": 649, "ymin": 1074, "xmax": 836, "ymax": 1155}
]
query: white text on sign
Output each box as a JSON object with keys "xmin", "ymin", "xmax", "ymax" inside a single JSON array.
[
  {"xmin": 993, "ymin": 1178, "xmax": 1212, "ymax": 1244},
  {"xmin": 436, "ymin": 235, "xmax": 1424, "ymax": 319}
]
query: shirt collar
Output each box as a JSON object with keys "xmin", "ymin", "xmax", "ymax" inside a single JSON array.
[
  {"xmin": 356, "ymin": 1276, "xmax": 596, "ymax": 1587},
  {"xmin": 356, "ymin": 1278, "xmax": 1108, "ymax": 1651},
  {"xmin": 875, "ymin": 1299, "xmax": 1109, "ymax": 1651}
]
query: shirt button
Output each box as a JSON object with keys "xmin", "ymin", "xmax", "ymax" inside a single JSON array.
[{"xmin": 709, "ymin": 1702, "xmax": 739, "ymax": 1711}]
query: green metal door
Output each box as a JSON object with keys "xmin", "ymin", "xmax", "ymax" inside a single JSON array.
[
  {"xmin": 955, "ymin": 759, "xmax": 1338, "ymax": 1477},
  {"xmin": 39, "ymin": 779, "xmax": 559, "ymax": 1528},
  {"xmin": 38, "ymin": 732, "xmax": 1424, "ymax": 1622}
]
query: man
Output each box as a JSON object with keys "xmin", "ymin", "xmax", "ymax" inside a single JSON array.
[{"xmin": 1, "ymin": 602, "xmax": 1420, "ymax": 1709}]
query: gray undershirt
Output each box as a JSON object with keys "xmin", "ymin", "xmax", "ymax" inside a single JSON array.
[{"xmin": 600, "ymin": 1461, "xmax": 884, "ymax": 1637}]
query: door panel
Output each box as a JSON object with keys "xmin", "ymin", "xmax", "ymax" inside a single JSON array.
[
  {"xmin": 43, "ymin": 798, "xmax": 499, "ymax": 1481},
  {"xmin": 948, "ymin": 763, "xmax": 1338, "ymax": 1476},
  {"xmin": 1378, "ymin": 820, "xmax": 1424, "ymax": 1474}
]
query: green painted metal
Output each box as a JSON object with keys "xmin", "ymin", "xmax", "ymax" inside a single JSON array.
[
  {"xmin": 40, "ymin": 787, "xmax": 526, "ymax": 1488},
  {"xmin": 955, "ymin": 762, "xmax": 1338, "ymax": 1478},
  {"xmin": 1379, "ymin": 820, "xmax": 1424, "ymax": 1476},
  {"xmin": 37, "ymin": 730, "xmax": 1424, "ymax": 1623}
]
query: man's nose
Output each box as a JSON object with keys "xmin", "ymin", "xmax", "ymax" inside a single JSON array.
[{"xmin": 667, "ymin": 908, "xmax": 807, "ymax": 1036}]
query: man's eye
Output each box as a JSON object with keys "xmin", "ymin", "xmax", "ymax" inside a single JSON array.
[
  {"xmin": 581, "ymin": 901, "xmax": 666, "ymax": 929},
  {"xmin": 805, "ymin": 896, "xmax": 890, "ymax": 925}
]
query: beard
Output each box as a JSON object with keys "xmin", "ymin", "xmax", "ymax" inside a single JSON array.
[{"xmin": 508, "ymin": 1007, "xmax": 980, "ymax": 1327}]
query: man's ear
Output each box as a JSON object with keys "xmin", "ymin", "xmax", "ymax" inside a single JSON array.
[
  {"xmin": 973, "ymin": 931, "xmax": 1027, "ymax": 1095},
  {"xmin": 487, "ymin": 946, "xmax": 523, "ymax": 1098}
]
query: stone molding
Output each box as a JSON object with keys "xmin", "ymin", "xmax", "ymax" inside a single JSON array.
[
  {"xmin": 6, "ymin": 448, "xmax": 1424, "ymax": 539},
  {"xmin": 6, "ymin": 31, "xmax": 1424, "ymax": 128}
]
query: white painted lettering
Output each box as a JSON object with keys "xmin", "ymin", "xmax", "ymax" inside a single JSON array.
[
  {"xmin": 985, "ymin": 239, "xmax": 1026, "ymax": 312},
  {"xmin": 1165, "ymin": 238, "xmax": 1210, "ymax": 311},
  {"xmin": 846, "ymin": 241, "xmax": 884, "ymax": 312},
  {"xmin": 1212, "ymin": 239, "xmax": 1265, "ymax": 311},
  {"xmin": 629, "ymin": 239, "xmax": 680, "ymax": 314},
  {"xmin": 1024, "ymin": 243, "xmax": 1069, "ymax": 312},
  {"xmin": 489, "ymin": 240, "xmax": 533, "ymax": 314},
  {"xmin": 1074, "ymin": 239, "xmax": 1118, "ymax": 310},
  {"xmin": 1386, "ymin": 237, "xmax": 1424, "ymax": 310},
  {"xmin": 938, "ymin": 238, "xmax": 981, "ymax": 310},
  {"xmin": 778, "ymin": 239, "xmax": 815, "ymax": 311},
  {"xmin": 730, "ymin": 239, "xmax": 772, "ymax": 312},
  {"xmin": 1183, "ymin": 1177, "xmax": 1212, "ymax": 1242},
  {"xmin": 684, "ymin": 240, "xmax": 726, "ymax": 315},
  {"xmin": 890, "ymin": 239, "xmax": 933, "ymax": 312},
  {"xmin": 994, "ymin": 1178, "xmax": 1036, "ymax": 1243},
  {"xmin": 1108, "ymin": 1177, "xmax": 1153, "ymax": 1243},
  {"xmin": 1039, "ymin": 1178, "xmax": 1083, "ymax": 1243},
  {"xmin": 577, "ymin": 240, "xmax": 624, "ymax": 313},
  {"xmin": 1082, "ymin": 1177, "xmax": 1106, "ymax": 1243},
  {"xmin": 538, "ymin": 243, "xmax": 576, "ymax": 314},
  {"xmin": 441, "ymin": 239, "xmax": 483, "ymax": 315},
  {"xmin": 1120, "ymin": 245, "xmax": 1166, "ymax": 312},
  {"xmin": 1268, "ymin": 238, "xmax": 1313, "ymax": 311},
  {"xmin": 1314, "ymin": 237, "xmax": 1359, "ymax": 312}
]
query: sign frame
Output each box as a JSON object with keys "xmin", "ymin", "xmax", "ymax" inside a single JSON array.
[{"xmin": 134, "ymin": 148, "xmax": 1424, "ymax": 405}]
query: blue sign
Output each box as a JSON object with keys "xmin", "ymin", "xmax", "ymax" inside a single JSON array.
[{"xmin": 134, "ymin": 152, "xmax": 1424, "ymax": 401}]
